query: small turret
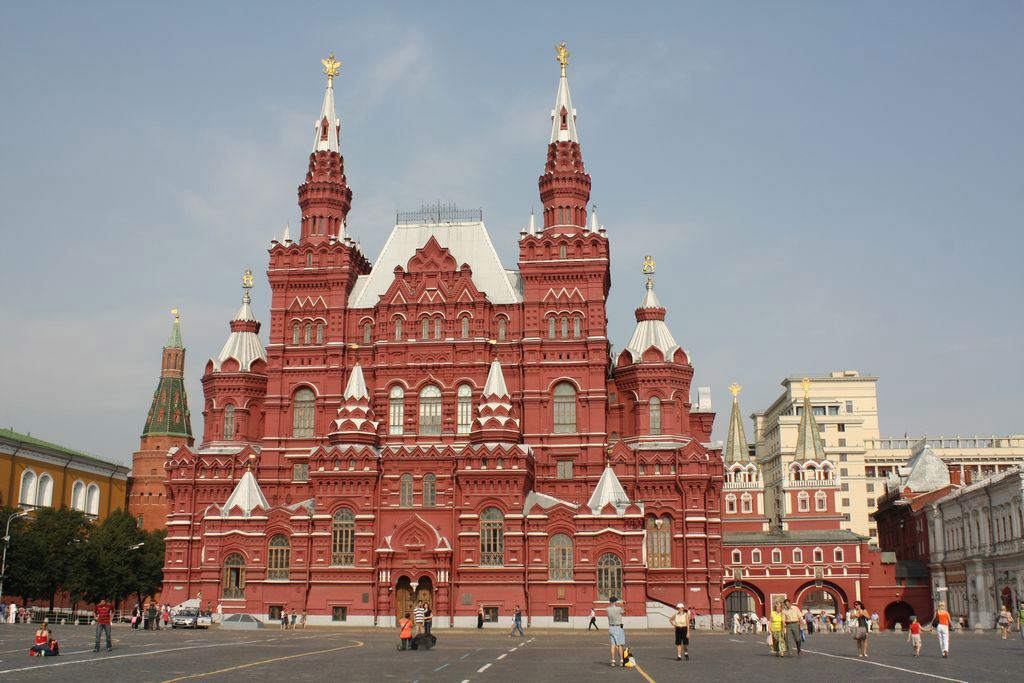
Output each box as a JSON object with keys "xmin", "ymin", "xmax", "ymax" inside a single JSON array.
[
  {"xmin": 328, "ymin": 364, "xmax": 380, "ymax": 446},
  {"xmin": 469, "ymin": 359, "xmax": 520, "ymax": 443}
]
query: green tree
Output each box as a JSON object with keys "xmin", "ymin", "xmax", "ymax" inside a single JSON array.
[
  {"xmin": 4, "ymin": 507, "xmax": 89, "ymax": 608},
  {"xmin": 0, "ymin": 506, "xmax": 42, "ymax": 604}
]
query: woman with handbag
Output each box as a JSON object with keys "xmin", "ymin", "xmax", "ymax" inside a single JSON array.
[
  {"xmin": 851, "ymin": 601, "xmax": 870, "ymax": 658},
  {"xmin": 932, "ymin": 602, "xmax": 951, "ymax": 657}
]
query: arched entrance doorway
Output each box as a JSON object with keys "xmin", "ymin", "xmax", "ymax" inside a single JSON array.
[
  {"xmin": 1001, "ymin": 586, "xmax": 1013, "ymax": 610},
  {"xmin": 884, "ymin": 600, "xmax": 914, "ymax": 631},
  {"xmin": 802, "ymin": 589, "xmax": 839, "ymax": 615},
  {"xmin": 395, "ymin": 575, "xmax": 434, "ymax": 622},
  {"xmin": 415, "ymin": 576, "xmax": 433, "ymax": 611}
]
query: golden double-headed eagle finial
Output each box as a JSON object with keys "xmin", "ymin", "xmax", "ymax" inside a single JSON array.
[
  {"xmin": 170, "ymin": 308, "xmax": 179, "ymax": 321},
  {"xmin": 321, "ymin": 54, "xmax": 342, "ymax": 86},
  {"xmin": 642, "ymin": 255, "xmax": 656, "ymax": 275},
  {"xmin": 729, "ymin": 383, "xmax": 742, "ymax": 400},
  {"xmin": 242, "ymin": 269, "xmax": 254, "ymax": 290},
  {"xmin": 555, "ymin": 42, "xmax": 570, "ymax": 77},
  {"xmin": 801, "ymin": 376, "xmax": 812, "ymax": 397}
]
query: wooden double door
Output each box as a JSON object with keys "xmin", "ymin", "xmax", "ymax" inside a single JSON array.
[{"xmin": 395, "ymin": 576, "xmax": 433, "ymax": 622}]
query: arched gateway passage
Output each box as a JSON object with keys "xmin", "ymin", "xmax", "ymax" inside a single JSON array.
[
  {"xmin": 884, "ymin": 600, "xmax": 914, "ymax": 631},
  {"xmin": 395, "ymin": 575, "xmax": 434, "ymax": 622}
]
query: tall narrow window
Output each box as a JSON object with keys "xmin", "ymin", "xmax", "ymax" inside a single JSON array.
[
  {"xmin": 497, "ymin": 318, "xmax": 507, "ymax": 341},
  {"xmin": 389, "ymin": 386, "xmax": 405, "ymax": 435},
  {"xmin": 457, "ymin": 384, "xmax": 473, "ymax": 434},
  {"xmin": 548, "ymin": 534, "xmax": 573, "ymax": 580},
  {"xmin": 597, "ymin": 554, "xmax": 623, "ymax": 600},
  {"xmin": 18, "ymin": 470, "xmax": 36, "ymax": 507},
  {"xmin": 560, "ymin": 315, "xmax": 568, "ymax": 338},
  {"xmin": 798, "ymin": 492, "xmax": 809, "ymax": 512},
  {"xmin": 363, "ymin": 322, "xmax": 372, "ymax": 344},
  {"xmin": 423, "ymin": 473, "xmax": 436, "ymax": 507},
  {"xmin": 222, "ymin": 553, "xmax": 245, "ymax": 598},
  {"xmin": 304, "ymin": 323, "xmax": 312, "ymax": 345},
  {"xmin": 316, "ymin": 322, "xmax": 324, "ymax": 345},
  {"xmin": 292, "ymin": 387, "xmax": 316, "ymax": 437},
  {"xmin": 646, "ymin": 515, "xmax": 672, "ymax": 568},
  {"xmin": 434, "ymin": 317, "xmax": 442, "ymax": 339},
  {"xmin": 552, "ymin": 382, "xmax": 577, "ymax": 433},
  {"xmin": 306, "ymin": 252, "xmax": 313, "ymax": 266},
  {"xmin": 649, "ymin": 397, "xmax": 662, "ymax": 435},
  {"xmin": 480, "ymin": 507, "xmax": 504, "ymax": 566},
  {"xmin": 292, "ymin": 322, "xmax": 300, "ymax": 345},
  {"xmin": 548, "ymin": 317, "xmax": 556, "ymax": 339},
  {"xmin": 71, "ymin": 481, "xmax": 85, "ymax": 511},
  {"xmin": 741, "ymin": 494, "xmax": 752, "ymax": 513},
  {"xmin": 332, "ymin": 509, "xmax": 355, "ymax": 566},
  {"xmin": 559, "ymin": 244, "xmax": 567, "ymax": 258},
  {"xmin": 223, "ymin": 404, "xmax": 235, "ymax": 439},
  {"xmin": 36, "ymin": 474, "xmax": 53, "ymax": 508},
  {"xmin": 394, "ymin": 318, "xmax": 403, "ymax": 340},
  {"xmin": 421, "ymin": 318, "xmax": 430, "ymax": 339},
  {"xmin": 86, "ymin": 484, "xmax": 100, "ymax": 516},
  {"xmin": 267, "ymin": 535, "xmax": 290, "ymax": 579},
  {"xmin": 461, "ymin": 316, "xmax": 470, "ymax": 339},
  {"xmin": 418, "ymin": 385, "xmax": 442, "ymax": 435},
  {"xmin": 793, "ymin": 548, "xmax": 803, "ymax": 564},
  {"xmin": 399, "ymin": 473, "xmax": 414, "ymax": 507},
  {"xmin": 573, "ymin": 316, "xmax": 582, "ymax": 338},
  {"xmin": 815, "ymin": 491, "xmax": 827, "ymax": 511}
]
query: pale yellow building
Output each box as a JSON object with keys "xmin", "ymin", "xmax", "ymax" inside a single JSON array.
[{"xmin": 752, "ymin": 371, "xmax": 879, "ymax": 537}]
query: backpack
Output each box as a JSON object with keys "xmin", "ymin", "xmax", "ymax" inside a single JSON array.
[{"xmin": 622, "ymin": 647, "xmax": 635, "ymax": 668}]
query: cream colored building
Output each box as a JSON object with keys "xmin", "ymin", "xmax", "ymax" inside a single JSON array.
[{"xmin": 752, "ymin": 371, "xmax": 879, "ymax": 537}]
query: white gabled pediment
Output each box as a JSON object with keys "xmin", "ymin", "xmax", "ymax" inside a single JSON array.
[
  {"xmin": 542, "ymin": 287, "xmax": 584, "ymax": 303},
  {"xmin": 390, "ymin": 290, "xmax": 407, "ymax": 305}
]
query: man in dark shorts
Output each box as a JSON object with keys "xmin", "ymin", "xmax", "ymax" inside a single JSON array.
[{"xmin": 668, "ymin": 603, "xmax": 690, "ymax": 660}]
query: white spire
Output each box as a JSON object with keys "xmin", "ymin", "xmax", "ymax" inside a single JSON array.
[
  {"xmin": 282, "ymin": 222, "xmax": 292, "ymax": 245},
  {"xmin": 528, "ymin": 209, "xmax": 537, "ymax": 236},
  {"xmin": 589, "ymin": 206, "xmax": 599, "ymax": 233},
  {"xmin": 587, "ymin": 464, "xmax": 631, "ymax": 515},
  {"xmin": 223, "ymin": 469, "xmax": 269, "ymax": 517},
  {"xmin": 550, "ymin": 53, "xmax": 579, "ymax": 144},
  {"xmin": 639, "ymin": 278, "xmax": 661, "ymax": 309},
  {"xmin": 482, "ymin": 358, "xmax": 510, "ymax": 398},
  {"xmin": 313, "ymin": 56, "xmax": 341, "ymax": 153},
  {"xmin": 343, "ymin": 363, "xmax": 369, "ymax": 400},
  {"xmin": 212, "ymin": 278, "xmax": 268, "ymax": 373}
]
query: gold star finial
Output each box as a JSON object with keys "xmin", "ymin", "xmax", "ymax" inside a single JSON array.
[
  {"xmin": 555, "ymin": 42, "xmax": 570, "ymax": 77},
  {"xmin": 801, "ymin": 377, "xmax": 812, "ymax": 397},
  {"xmin": 730, "ymin": 383, "xmax": 741, "ymax": 400},
  {"xmin": 321, "ymin": 54, "xmax": 342, "ymax": 86}
]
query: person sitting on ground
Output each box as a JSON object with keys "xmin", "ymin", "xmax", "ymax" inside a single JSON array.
[
  {"xmin": 30, "ymin": 621, "xmax": 58, "ymax": 657},
  {"xmin": 398, "ymin": 612, "xmax": 413, "ymax": 650}
]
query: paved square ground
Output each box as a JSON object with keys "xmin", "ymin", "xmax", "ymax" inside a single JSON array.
[{"xmin": 0, "ymin": 623, "xmax": 1018, "ymax": 681}]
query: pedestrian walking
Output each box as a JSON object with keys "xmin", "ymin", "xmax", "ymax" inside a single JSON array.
[
  {"xmin": 162, "ymin": 605, "xmax": 170, "ymax": 629},
  {"xmin": 933, "ymin": 602, "xmax": 952, "ymax": 658},
  {"xmin": 7, "ymin": 602, "xmax": 15, "ymax": 624},
  {"xmin": 804, "ymin": 609, "xmax": 814, "ymax": 637},
  {"xmin": 216, "ymin": 603, "xmax": 223, "ymax": 624},
  {"xmin": 300, "ymin": 611, "xmax": 307, "ymax": 629},
  {"xmin": 851, "ymin": 601, "xmax": 870, "ymax": 658},
  {"xmin": 414, "ymin": 601, "xmax": 425, "ymax": 635},
  {"xmin": 423, "ymin": 604, "xmax": 432, "ymax": 636},
  {"xmin": 782, "ymin": 599, "xmax": 802, "ymax": 656},
  {"xmin": 588, "ymin": 608, "xmax": 598, "ymax": 631},
  {"xmin": 398, "ymin": 612, "xmax": 413, "ymax": 650},
  {"xmin": 477, "ymin": 605, "xmax": 484, "ymax": 629},
  {"xmin": 1018, "ymin": 601, "xmax": 1024, "ymax": 641},
  {"xmin": 606, "ymin": 597, "xmax": 626, "ymax": 667},
  {"xmin": 279, "ymin": 609, "xmax": 288, "ymax": 630},
  {"xmin": 147, "ymin": 603, "xmax": 158, "ymax": 631},
  {"xmin": 508, "ymin": 605, "xmax": 525, "ymax": 637},
  {"xmin": 998, "ymin": 605, "xmax": 1011, "ymax": 639},
  {"xmin": 907, "ymin": 616, "xmax": 922, "ymax": 657},
  {"xmin": 760, "ymin": 615, "xmax": 768, "ymax": 633},
  {"xmin": 289, "ymin": 608, "xmax": 297, "ymax": 629},
  {"xmin": 770, "ymin": 601, "xmax": 785, "ymax": 656},
  {"xmin": 93, "ymin": 599, "xmax": 113, "ymax": 653},
  {"xmin": 668, "ymin": 603, "xmax": 690, "ymax": 661}
]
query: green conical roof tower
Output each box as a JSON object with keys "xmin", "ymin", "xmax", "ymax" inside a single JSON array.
[{"xmin": 142, "ymin": 309, "xmax": 194, "ymax": 443}]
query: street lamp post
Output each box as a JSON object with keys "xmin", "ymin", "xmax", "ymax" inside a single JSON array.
[{"xmin": 0, "ymin": 510, "xmax": 30, "ymax": 603}]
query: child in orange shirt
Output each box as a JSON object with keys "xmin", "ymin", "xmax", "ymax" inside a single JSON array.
[
  {"xmin": 907, "ymin": 616, "xmax": 921, "ymax": 657},
  {"xmin": 398, "ymin": 612, "xmax": 413, "ymax": 651}
]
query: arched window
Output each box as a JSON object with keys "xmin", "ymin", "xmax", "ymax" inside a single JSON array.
[
  {"xmin": 332, "ymin": 509, "xmax": 355, "ymax": 566},
  {"xmin": 548, "ymin": 533, "xmax": 573, "ymax": 581},
  {"xmin": 418, "ymin": 385, "xmax": 442, "ymax": 435},
  {"xmin": 649, "ymin": 397, "xmax": 662, "ymax": 435},
  {"xmin": 292, "ymin": 387, "xmax": 316, "ymax": 437},
  {"xmin": 646, "ymin": 515, "xmax": 672, "ymax": 568},
  {"xmin": 389, "ymin": 386, "xmax": 405, "ymax": 435},
  {"xmin": 267, "ymin": 535, "xmax": 290, "ymax": 579},
  {"xmin": 559, "ymin": 244, "xmax": 567, "ymax": 259},
  {"xmin": 573, "ymin": 315, "xmax": 582, "ymax": 338},
  {"xmin": 304, "ymin": 323, "xmax": 312, "ymax": 345},
  {"xmin": 292, "ymin": 322, "xmax": 300, "ymax": 345},
  {"xmin": 223, "ymin": 404, "xmax": 235, "ymax": 439},
  {"xmin": 731, "ymin": 549, "xmax": 742, "ymax": 564},
  {"xmin": 771, "ymin": 548, "xmax": 782, "ymax": 564},
  {"xmin": 741, "ymin": 494, "xmax": 753, "ymax": 514},
  {"xmin": 423, "ymin": 473, "xmax": 436, "ymax": 507},
  {"xmin": 316, "ymin": 322, "xmax": 325, "ymax": 345},
  {"xmin": 71, "ymin": 481, "xmax": 85, "ymax": 511},
  {"xmin": 815, "ymin": 491, "xmax": 827, "ymax": 511},
  {"xmin": 456, "ymin": 384, "xmax": 473, "ymax": 435},
  {"xmin": 552, "ymin": 382, "xmax": 577, "ymax": 433},
  {"xmin": 399, "ymin": 474, "xmax": 414, "ymax": 507},
  {"xmin": 725, "ymin": 494, "xmax": 737, "ymax": 514},
  {"xmin": 480, "ymin": 507, "xmax": 504, "ymax": 566},
  {"xmin": 222, "ymin": 553, "xmax": 245, "ymax": 598},
  {"xmin": 797, "ymin": 491, "xmax": 810, "ymax": 512},
  {"xmin": 793, "ymin": 548, "xmax": 803, "ymax": 564},
  {"xmin": 421, "ymin": 318, "xmax": 430, "ymax": 340},
  {"xmin": 560, "ymin": 315, "xmax": 568, "ymax": 338},
  {"xmin": 434, "ymin": 317, "xmax": 443, "ymax": 339},
  {"xmin": 834, "ymin": 548, "xmax": 844, "ymax": 563},
  {"xmin": 548, "ymin": 317, "xmax": 556, "ymax": 339},
  {"xmin": 751, "ymin": 549, "xmax": 762, "ymax": 564},
  {"xmin": 597, "ymin": 553, "xmax": 623, "ymax": 600},
  {"xmin": 813, "ymin": 547, "xmax": 823, "ymax": 563},
  {"xmin": 86, "ymin": 483, "xmax": 100, "ymax": 516},
  {"xmin": 18, "ymin": 470, "xmax": 36, "ymax": 507},
  {"xmin": 460, "ymin": 316, "xmax": 470, "ymax": 339},
  {"xmin": 394, "ymin": 318, "xmax": 403, "ymax": 340},
  {"xmin": 306, "ymin": 252, "xmax": 313, "ymax": 266},
  {"xmin": 497, "ymin": 318, "xmax": 507, "ymax": 341},
  {"xmin": 363, "ymin": 322, "xmax": 373, "ymax": 344},
  {"xmin": 36, "ymin": 474, "xmax": 53, "ymax": 508}
]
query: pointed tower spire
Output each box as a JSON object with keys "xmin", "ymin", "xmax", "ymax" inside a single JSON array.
[
  {"xmin": 222, "ymin": 467, "xmax": 269, "ymax": 517},
  {"xmin": 141, "ymin": 309, "xmax": 193, "ymax": 442},
  {"xmin": 470, "ymin": 359, "xmax": 520, "ymax": 443},
  {"xmin": 211, "ymin": 270, "xmax": 268, "ymax": 373},
  {"xmin": 724, "ymin": 383, "xmax": 751, "ymax": 463},
  {"xmin": 792, "ymin": 377, "xmax": 827, "ymax": 461},
  {"xmin": 538, "ymin": 42, "xmax": 591, "ymax": 231},
  {"xmin": 328, "ymin": 363, "xmax": 379, "ymax": 445},
  {"xmin": 624, "ymin": 259, "xmax": 686, "ymax": 363},
  {"xmin": 528, "ymin": 209, "xmax": 537, "ymax": 236},
  {"xmin": 588, "ymin": 206, "xmax": 599, "ymax": 233},
  {"xmin": 282, "ymin": 222, "xmax": 292, "ymax": 245},
  {"xmin": 343, "ymin": 363, "xmax": 369, "ymax": 400},
  {"xmin": 298, "ymin": 54, "xmax": 353, "ymax": 245},
  {"xmin": 587, "ymin": 464, "xmax": 631, "ymax": 515}
]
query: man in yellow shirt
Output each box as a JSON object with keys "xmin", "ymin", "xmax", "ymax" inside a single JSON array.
[{"xmin": 782, "ymin": 599, "xmax": 803, "ymax": 656}]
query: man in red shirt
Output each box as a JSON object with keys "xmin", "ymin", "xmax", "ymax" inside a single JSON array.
[{"xmin": 93, "ymin": 598, "xmax": 113, "ymax": 652}]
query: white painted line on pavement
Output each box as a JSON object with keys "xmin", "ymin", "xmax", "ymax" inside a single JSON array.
[
  {"xmin": 460, "ymin": 652, "xmax": 470, "ymax": 659},
  {"xmin": 433, "ymin": 663, "xmax": 449, "ymax": 671},
  {"xmin": 459, "ymin": 679, "xmax": 470, "ymax": 683},
  {"xmin": 729, "ymin": 639, "xmax": 744, "ymax": 643},
  {"xmin": 496, "ymin": 653, "xmax": 506, "ymax": 660},
  {"xmin": 804, "ymin": 649, "xmax": 968, "ymax": 683},
  {"xmin": 477, "ymin": 663, "xmax": 492, "ymax": 672},
  {"xmin": 509, "ymin": 647, "xmax": 518, "ymax": 652}
]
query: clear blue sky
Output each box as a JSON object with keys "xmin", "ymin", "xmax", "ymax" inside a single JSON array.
[{"xmin": 1, "ymin": 1, "xmax": 1021, "ymax": 464}]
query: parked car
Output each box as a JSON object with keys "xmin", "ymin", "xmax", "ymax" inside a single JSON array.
[{"xmin": 172, "ymin": 608, "xmax": 210, "ymax": 629}]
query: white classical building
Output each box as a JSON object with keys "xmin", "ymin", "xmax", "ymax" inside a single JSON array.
[{"xmin": 924, "ymin": 466, "xmax": 1024, "ymax": 628}]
